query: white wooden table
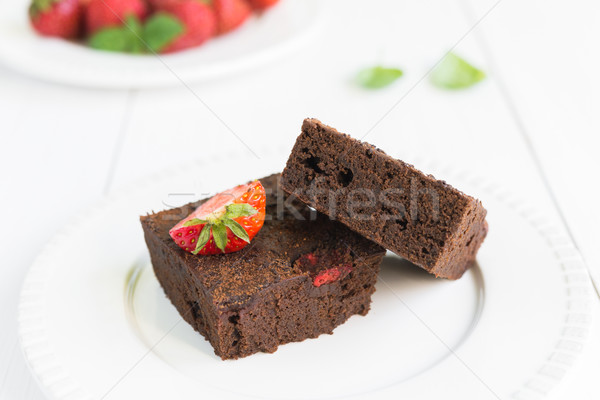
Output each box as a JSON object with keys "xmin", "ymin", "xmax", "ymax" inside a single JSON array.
[{"xmin": 1, "ymin": 0, "xmax": 598, "ymax": 398}]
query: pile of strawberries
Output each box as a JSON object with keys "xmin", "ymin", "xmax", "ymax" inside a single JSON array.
[{"xmin": 29, "ymin": 0, "xmax": 280, "ymax": 54}]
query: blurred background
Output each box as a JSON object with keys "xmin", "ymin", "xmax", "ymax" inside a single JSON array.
[{"xmin": 1, "ymin": 0, "xmax": 599, "ymax": 398}]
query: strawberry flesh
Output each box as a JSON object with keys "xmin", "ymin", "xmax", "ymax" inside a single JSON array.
[{"xmin": 294, "ymin": 248, "xmax": 354, "ymax": 287}]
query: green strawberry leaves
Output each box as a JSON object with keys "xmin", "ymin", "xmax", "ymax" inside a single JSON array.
[
  {"xmin": 357, "ymin": 66, "xmax": 404, "ymax": 89},
  {"xmin": 89, "ymin": 28, "xmax": 132, "ymax": 52},
  {"xmin": 187, "ymin": 203, "xmax": 258, "ymax": 254},
  {"xmin": 211, "ymin": 223, "xmax": 227, "ymax": 252},
  {"xmin": 193, "ymin": 224, "xmax": 212, "ymax": 255},
  {"xmin": 89, "ymin": 14, "xmax": 184, "ymax": 54},
  {"xmin": 126, "ymin": 15, "xmax": 144, "ymax": 53},
  {"xmin": 430, "ymin": 52, "xmax": 486, "ymax": 90},
  {"xmin": 143, "ymin": 13, "xmax": 184, "ymax": 53},
  {"xmin": 222, "ymin": 219, "xmax": 250, "ymax": 243},
  {"xmin": 90, "ymin": 16, "xmax": 144, "ymax": 53}
]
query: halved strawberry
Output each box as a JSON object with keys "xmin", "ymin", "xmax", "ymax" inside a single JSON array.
[{"xmin": 169, "ymin": 180, "xmax": 266, "ymax": 255}]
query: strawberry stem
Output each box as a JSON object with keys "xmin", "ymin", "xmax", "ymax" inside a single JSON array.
[{"xmin": 186, "ymin": 203, "xmax": 258, "ymax": 254}]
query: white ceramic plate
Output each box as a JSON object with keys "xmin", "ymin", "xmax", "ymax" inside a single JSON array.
[
  {"xmin": 0, "ymin": 0, "xmax": 321, "ymax": 88},
  {"xmin": 18, "ymin": 148, "xmax": 593, "ymax": 400}
]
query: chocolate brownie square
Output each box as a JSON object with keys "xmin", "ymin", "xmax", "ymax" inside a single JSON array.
[
  {"xmin": 140, "ymin": 174, "xmax": 386, "ymax": 360},
  {"xmin": 281, "ymin": 119, "xmax": 488, "ymax": 279}
]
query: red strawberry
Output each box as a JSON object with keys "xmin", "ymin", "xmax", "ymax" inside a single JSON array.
[
  {"xmin": 294, "ymin": 250, "xmax": 354, "ymax": 287},
  {"xmin": 246, "ymin": 0, "xmax": 279, "ymax": 11},
  {"xmin": 313, "ymin": 265, "xmax": 353, "ymax": 287},
  {"xmin": 160, "ymin": 0, "xmax": 216, "ymax": 53},
  {"xmin": 213, "ymin": 0, "xmax": 251, "ymax": 34},
  {"xmin": 170, "ymin": 180, "xmax": 266, "ymax": 255},
  {"xmin": 29, "ymin": 0, "xmax": 83, "ymax": 39},
  {"xmin": 86, "ymin": 0, "xmax": 148, "ymax": 35}
]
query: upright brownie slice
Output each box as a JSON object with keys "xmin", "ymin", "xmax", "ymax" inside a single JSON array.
[
  {"xmin": 141, "ymin": 174, "xmax": 385, "ymax": 360},
  {"xmin": 281, "ymin": 119, "xmax": 488, "ymax": 280}
]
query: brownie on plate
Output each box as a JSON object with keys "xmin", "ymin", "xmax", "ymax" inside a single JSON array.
[
  {"xmin": 140, "ymin": 174, "xmax": 385, "ymax": 360},
  {"xmin": 280, "ymin": 119, "xmax": 488, "ymax": 280}
]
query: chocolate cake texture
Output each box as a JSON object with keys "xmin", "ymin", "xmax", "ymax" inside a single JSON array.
[
  {"xmin": 141, "ymin": 174, "xmax": 386, "ymax": 359},
  {"xmin": 281, "ymin": 119, "xmax": 488, "ymax": 279}
]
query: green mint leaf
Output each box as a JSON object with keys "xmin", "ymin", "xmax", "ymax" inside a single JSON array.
[
  {"xmin": 192, "ymin": 224, "xmax": 212, "ymax": 255},
  {"xmin": 183, "ymin": 218, "xmax": 207, "ymax": 227},
  {"xmin": 222, "ymin": 219, "xmax": 250, "ymax": 243},
  {"xmin": 142, "ymin": 13, "xmax": 184, "ymax": 53},
  {"xmin": 88, "ymin": 15, "xmax": 145, "ymax": 54},
  {"xmin": 124, "ymin": 15, "xmax": 144, "ymax": 54},
  {"xmin": 212, "ymin": 223, "xmax": 228, "ymax": 253},
  {"xmin": 430, "ymin": 52, "xmax": 485, "ymax": 90},
  {"xmin": 224, "ymin": 203, "xmax": 258, "ymax": 219},
  {"xmin": 89, "ymin": 28, "xmax": 131, "ymax": 52},
  {"xmin": 357, "ymin": 66, "xmax": 403, "ymax": 89}
]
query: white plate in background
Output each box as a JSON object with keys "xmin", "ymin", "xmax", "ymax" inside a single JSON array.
[{"xmin": 0, "ymin": 0, "xmax": 322, "ymax": 88}]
